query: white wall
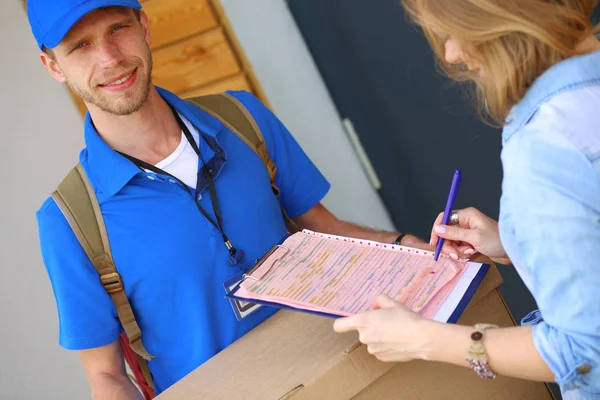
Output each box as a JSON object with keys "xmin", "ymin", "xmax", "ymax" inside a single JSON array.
[
  {"xmin": 220, "ymin": 0, "xmax": 395, "ymax": 231},
  {"xmin": 0, "ymin": 1, "xmax": 90, "ymax": 399},
  {"xmin": 0, "ymin": 1, "xmax": 394, "ymax": 399}
]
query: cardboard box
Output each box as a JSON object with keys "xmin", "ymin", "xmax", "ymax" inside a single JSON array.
[{"xmin": 156, "ymin": 264, "xmax": 555, "ymax": 400}]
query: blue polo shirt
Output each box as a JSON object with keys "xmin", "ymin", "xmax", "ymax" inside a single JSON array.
[{"xmin": 36, "ymin": 88, "xmax": 330, "ymax": 394}]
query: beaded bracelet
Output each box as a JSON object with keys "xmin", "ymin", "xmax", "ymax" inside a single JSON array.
[{"xmin": 466, "ymin": 323, "xmax": 499, "ymax": 380}]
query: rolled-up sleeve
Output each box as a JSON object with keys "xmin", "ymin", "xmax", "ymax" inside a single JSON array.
[{"xmin": 500, "ymin": 127, "xmax": 600, "ymax": 391}]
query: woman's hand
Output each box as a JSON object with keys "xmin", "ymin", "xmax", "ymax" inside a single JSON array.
[
  {"xmin": 334, "ymin": 295, "xmax": 555, "ymax": 382},
  {"xmin": 333, "ymin": 294, "xmax": 435, "ymax": 362},
  {"xmin": 430, "ymin": 207, "xmax": 511, "ymax": 264}
]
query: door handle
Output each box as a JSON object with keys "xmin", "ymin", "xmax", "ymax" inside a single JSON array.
[{"xmin": 342, "ymin": 118, "xmax": 382, "ymax": 191}]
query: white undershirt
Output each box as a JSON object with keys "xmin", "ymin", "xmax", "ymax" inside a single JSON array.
[{"xmin": 153, "ymin": 113, "xmax": 200, "ymax": 188}]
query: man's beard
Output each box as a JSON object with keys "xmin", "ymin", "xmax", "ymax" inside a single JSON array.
[{"xmin": 68, "ymin": 48, "xmax": 153, "ymax": 116}]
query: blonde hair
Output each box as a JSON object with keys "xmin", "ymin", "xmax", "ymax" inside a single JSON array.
[{"xmin": 401, "ymin": 0, "xmax": 598, "ymax": 125}]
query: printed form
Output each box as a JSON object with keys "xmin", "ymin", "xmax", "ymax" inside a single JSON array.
[{"xmin": 235, "ymin": 231, "xmax": 482, "ymax": 320}]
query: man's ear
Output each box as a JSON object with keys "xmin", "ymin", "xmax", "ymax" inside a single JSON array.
[
  {"xmin": 139, "ymin": 10, "xmax": 152, "ymax": 48},
  {"xmin": 40, "ymin": 52, "xmax": 67, "ymax": 83}
]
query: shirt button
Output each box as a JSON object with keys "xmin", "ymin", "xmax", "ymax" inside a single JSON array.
[
  {"xmin": 197, "ymin": 194, "xmax": 203, "ymax": 201},
  {"xmin": 576, "ymin": 363, "xmax": 592, "ymax": 375}
]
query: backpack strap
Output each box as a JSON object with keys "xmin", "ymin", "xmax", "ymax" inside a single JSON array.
[
  {"xmin": 51, "ymin": 164, "xmax": 155, "ymax": 388},
  {"xmin": 187, "ymin": 93, "xmax": 297, "ymax": 232}
]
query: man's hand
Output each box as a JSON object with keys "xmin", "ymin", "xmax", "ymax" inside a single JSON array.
[
  {"xmin": 400, "ymin": 233, "xmax": 434, "ymax": 251},
  {"xmin": 294, "ymin": 203, "xmax": 430, "ymax": 246}
]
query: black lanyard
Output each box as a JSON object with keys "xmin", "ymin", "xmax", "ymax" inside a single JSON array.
[{"xmin": 118, "ymin": 106, "xmax": 244, "ymax": 265}]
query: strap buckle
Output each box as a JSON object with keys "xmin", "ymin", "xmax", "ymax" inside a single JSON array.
[{"xmin": 100, "ymin": 272, "xmax": 123, "ymax": 294}]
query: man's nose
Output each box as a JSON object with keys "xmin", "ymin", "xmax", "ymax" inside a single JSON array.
[{"xmin": 96, "ymin": 40, "xmax": 125, "ymax": 68}]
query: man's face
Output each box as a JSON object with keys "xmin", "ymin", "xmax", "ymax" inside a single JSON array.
[{"xmin": 41, "ymin": 7, "xmax": 153, "ymax": 116}]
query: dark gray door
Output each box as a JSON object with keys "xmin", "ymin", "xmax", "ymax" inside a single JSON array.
[
  {"xmin": 288, "ymin": 0, "xmax": 504, "ymax": 233},
  {"xmin": 287, "ymin": 2, "xmax": 563, "ymax": 395}
]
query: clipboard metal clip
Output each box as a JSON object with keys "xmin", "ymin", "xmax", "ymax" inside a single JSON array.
[{"xmin": 242, "ymin": 244, "xmax": 290, "ymax": 282}]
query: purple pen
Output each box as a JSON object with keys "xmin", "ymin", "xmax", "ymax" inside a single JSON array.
[{"xmin": 434, "ymin": 169, "xmax": 462, "ymax": 261}]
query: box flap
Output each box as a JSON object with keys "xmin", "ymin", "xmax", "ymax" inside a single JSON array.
[
  {"xmin": 463, "ymin": 260, "xmax": 502, "ymax": 310},
  {"xmin": 288, "ymin": 341, "xmax": 395, "ymax": 400}
]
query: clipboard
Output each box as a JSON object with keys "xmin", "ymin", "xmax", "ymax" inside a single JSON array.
[
  {"xmin": 440, "ymin": 263, "xmax": 489, "ymax": 323},
  {"xmin": 224, "ymin": 231, "xmax": 491, "ymax": 323}
]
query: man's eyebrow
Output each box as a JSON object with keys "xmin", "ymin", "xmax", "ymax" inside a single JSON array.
[{"xmin": 109, "ymin": 16, "xmax": 136, "ymax": 28}]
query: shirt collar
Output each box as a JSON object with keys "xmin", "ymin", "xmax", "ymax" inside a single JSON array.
[
  {"xmin": 503, "ymin": 49, "xmax": 600, "ymax": 143},
  {"xmin": 82, "ymin": 86, "xmax": 225, "ymax": 197}
]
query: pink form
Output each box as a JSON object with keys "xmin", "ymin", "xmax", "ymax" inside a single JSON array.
[
  {"xmin": 236, "ymin": 231, "xmax": 465, "ymax": 317},
  {"xmin": 419, "ymin": 263, "xmax": 470, "ymax": 319}
]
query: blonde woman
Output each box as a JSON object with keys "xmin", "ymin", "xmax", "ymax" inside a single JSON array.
[{"xmin": 334, "ymin": 1, "xmax": 600, "ymax": 398}]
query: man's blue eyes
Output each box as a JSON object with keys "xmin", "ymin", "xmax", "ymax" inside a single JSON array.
[{"xmin": 71, "ymin": 25, "xmax": 128, "ymax": 52}]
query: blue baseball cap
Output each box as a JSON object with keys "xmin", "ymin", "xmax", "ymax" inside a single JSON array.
[{"xmin": 27, "ymin": 0, "xmax": 142, "ymax": 50}]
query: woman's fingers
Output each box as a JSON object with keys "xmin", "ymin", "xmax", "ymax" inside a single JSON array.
[
  {"xmin": 429, "ymin": 213, "xmax": 462, "ymax": 258},
  {"xmin": 372, "ymin": 294, "xmax": 401, "ymax": 310},
  {"xmin": 434, "ymin": 223, "xmax": 480, "ymax": 259},
  {"xmin": 434, "ymin": 224, "xmax": 479, "ymax": 247},
  {"xmin": 430, "ymin": 211, "xmax": 446, "ymax": 246},
  {"xmin": 456, "ymin": 243, "xmax": 476, "ymax": 256},
  {"xmin": 442, "ymin": 242, "xmax": 461, "ymax": 259}
]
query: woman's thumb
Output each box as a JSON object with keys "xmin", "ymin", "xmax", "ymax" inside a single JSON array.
[{"xmin": 372, "ymin": 294, "xmax": 401, "ymax": 309}]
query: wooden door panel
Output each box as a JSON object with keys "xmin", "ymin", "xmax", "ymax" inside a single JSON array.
[
  {"xmin": 152, "ymin": 28, "xmax": 241, "ymax": 94},
  {"xmin": 142, "ymin": 0, "xmax": 218, "ymax": 50}
]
